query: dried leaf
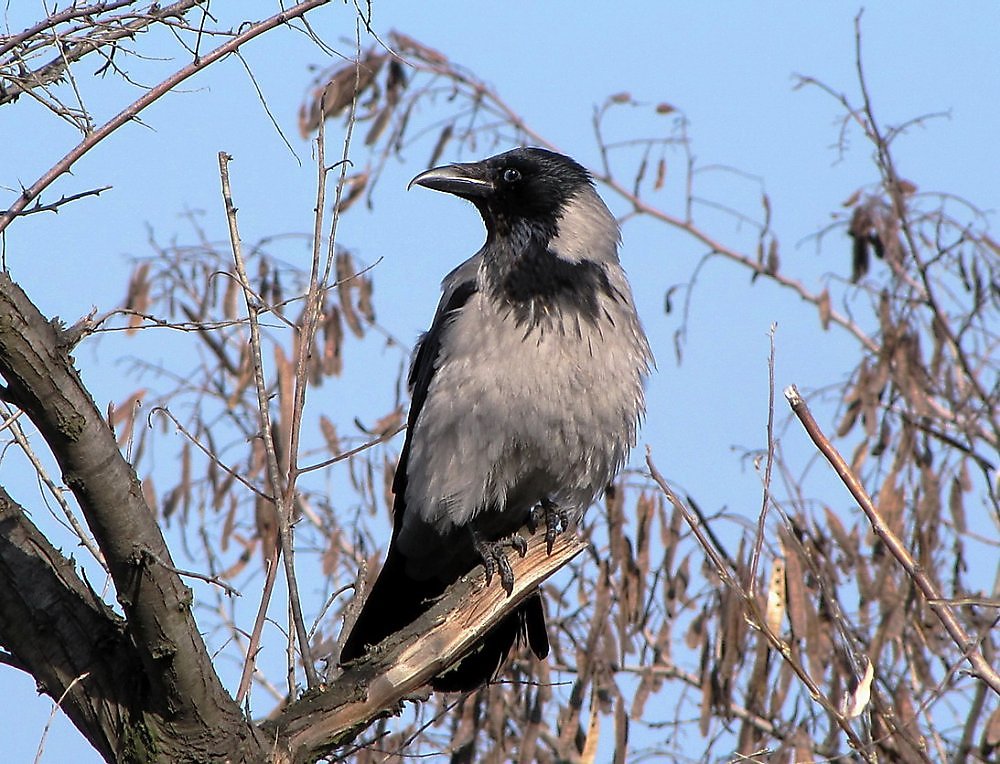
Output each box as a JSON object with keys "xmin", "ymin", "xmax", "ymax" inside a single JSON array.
[
  {"xmin": 298, "ymin": 50, "xmax": 386, "ymax": 138},
  {"xmin": 319, "ymin": 415, "xmax": 341, "ymax": 455},
  {"xmin": 783, "ymin": 541, "xmax": 808, "ymax": 642},
  {"xmin": 948, "ymin": 476, "xmax": 967, "ymax": 534},
  {"xmin": 429, "ymin": 124, "xmax": 453, "ymax": 169},
  {"xmin": 840, "ymin": 659, "xmax": 874, "ymax": 719},
  {"xmin": 580, "ymin": 686, "xmax": 601, "ymax": 764},
  {"xmin": 322, "ymin": 304, "xmax": 344, "ymax": 376},
  {"xmin": 123, "ymin": 262, "xmax": 151, "ymax": 333},
  {"xmin": 654, "ymin": 157, "xmax": 667, "ymax": 191},
  {"xmin": 390, "ymin": 31, "xmax": 448, "ymax": 65},
  {"xmin": 334, "ymin": 172, "xmax": 369, "ymax": 216},
  {"xmin": 336, "ymin": 250, "xmax": 364, "ymax": 338},
  {"xmin": 765, "ymin": 556, "xmax": 786, "ymax": 635},
  {"xmin": 357, "ymin": 274, "xmax": 375, "ymax": 324},
  {"xmin": 817, "ymin": 288, "xmax": 831, "ymax": 330}
]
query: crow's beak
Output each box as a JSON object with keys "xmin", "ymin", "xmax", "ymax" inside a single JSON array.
[{"xmin": 408, "ymin": 162, "xmax": 493, "ymax": 198}]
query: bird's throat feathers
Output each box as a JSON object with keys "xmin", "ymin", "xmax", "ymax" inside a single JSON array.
[{"xmin": 482, "ymin": 189, "xmax": 625, "ymax": 332}]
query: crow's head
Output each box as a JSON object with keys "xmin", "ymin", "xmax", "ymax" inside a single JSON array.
[{"xmin": 409, "ymin": 147, "xmax": 597, "ymax": 238}]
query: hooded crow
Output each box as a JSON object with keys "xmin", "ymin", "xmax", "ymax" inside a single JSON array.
[{"xmin": 339, "ymin": 147, "xmax": 652, "ymax": 690}]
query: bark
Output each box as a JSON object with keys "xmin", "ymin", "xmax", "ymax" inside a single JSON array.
[{"xmin": 0, "ymin": 272, "xmax": 262, "ymax": 762}]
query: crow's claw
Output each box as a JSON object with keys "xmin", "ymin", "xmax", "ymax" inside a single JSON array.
[
  {"xmin": 534, "ymin": 498, "xmax": 569, "ymax": 554},
  {"xmin": 472, "ymin": 531, "xmax": 526, "ymax": 595}
]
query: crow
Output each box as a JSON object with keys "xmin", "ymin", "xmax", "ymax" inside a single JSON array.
[{"xmin": 339, "ymin": 147, "xmax": 652, "ymax": 690}]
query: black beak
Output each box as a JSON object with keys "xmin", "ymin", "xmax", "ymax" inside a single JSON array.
[{"xmin": 408, "ymin": 162, "xmax": 493, "ymax": 198}]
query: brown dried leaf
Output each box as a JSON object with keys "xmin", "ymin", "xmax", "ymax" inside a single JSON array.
[
  {"xmin": 783, "ymin": 543, "xmax": 809, "ymax": 642},
  {"xmin": 298, "ymin": 50, "xmax": 386, "ymax": 138},
  {"xmin": 123, "ymin": 262, "xmax": 151, "ymax": 333},
  {"xmin": 390, "ymin": 31, "xmax": 449, "ymax": 65},
  {"xmin": 765, "ymin": 237, "xmax": 780, "ymax": 275},
  {"xmin": 685, "ymin": 607, "xmax": 707, "ymax": 650},
  {"xmin": 655, "ymin": 102, "xmax": 676, "ymax": 114},
  {"xmin": 765, "ymin": 556, "xmax": 786, "ymax": 635},
  {"xmin": 336, "ymin": 250, "xmax": 364, "ymax": 338},
  {"xmin": 141, "ymin": 477, "xmax": 158, "ymax": 516},
  {"xmin": 841, "ymin": 187, "xmax": 862, "ymax": 208},
  {"xmin": 273, "ymin": 344, "xmax": 294, "ymax": 473},
  {"xmin": 580, "ymin": 686, "xmax": 601, "ymax": 764},
  {"xmin": 334, "ymin": 172, "xmax": 369, "ymax": 217},
  {"xmin": 357, "ymin": 274, "xmax": 375, "ymax": 324},
  {"xmin": 817, "ymin": 288, "xmax": 831, "ymax": 330},
  {"xmin": 613, "ymin": 692, "xmax": 628, "ymax": 764},
  {"xmin": 948, "ymin": 476, "xmax": 967, "ymax": 533},
  {"xmin": 429, "ymin": 124, "xmax": 453, "ymax": 168},
  {"xmin": 319, "ymin": 415, "xmax": 341, "ymax": 456},
  {"xmin": 321, "ymin": 304, "xmax": 344, "ymax": 377},
  {"xmin": 653, "ymin": 157, "xmax": 667, "ymax": 191}
]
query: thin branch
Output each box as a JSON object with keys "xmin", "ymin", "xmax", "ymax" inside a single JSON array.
[
  {"xmin": 219, "ymin": 151, "xmax": 318, "ymax": 693},
  {"xmin": 747, "ymin": 322, "xmax": 777, "ymax": 593},
  {"xmin": 0, "ymin": 0, "xmax": 333, "ymax": 234},
  {"xmin": 646, "ymin": 450, "xmax": 876, "ymax": 760},
  {"xmin": 784, "ymin": 384, "xmax": 1000, "ymax": 697},
  {"xmin": 15, "ymin": 186, "xmax": 112, "ymax": 216}
]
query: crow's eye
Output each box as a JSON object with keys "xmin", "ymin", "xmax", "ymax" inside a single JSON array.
[{"xmin": 502, "ymin": 168, "xmax": 522, "ymax": 183}]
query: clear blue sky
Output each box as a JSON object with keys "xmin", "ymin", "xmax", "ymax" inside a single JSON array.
[{"xmin": 2, "ymin": 2, "xmax": 998, "ymax": 760}]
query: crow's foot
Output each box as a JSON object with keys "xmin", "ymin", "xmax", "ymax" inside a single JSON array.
[
  {"xmin": 530, "ymin": 498, "xmax": 569, "ymax": 554},
  {"xmin": 472, "ymin": 531, "xmax": 527, "ymax": 595}
]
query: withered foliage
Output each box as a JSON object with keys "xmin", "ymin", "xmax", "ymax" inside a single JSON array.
[
  {"xmin": 2, "ymin": 5, "xmax": 998, "ymax": 762},
  {"xmin": 283, "ymin": 29, "xmax": 998, "ymax": 762}
]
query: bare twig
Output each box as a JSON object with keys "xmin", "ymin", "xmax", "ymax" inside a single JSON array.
[
  {"xmin": 0, "ymin": 0, "xmax": 333, "ymax": 234},
  {"xmin": 747, "ymin": 323, "xmax": 778, "ymax": 593},
  {"xmin": 784, "ymin": 384, "xmax": 1000, "ymax": 697},
  {"xmin": 646, "ymin": 450, "xmax": 876, "ymax": 760},
  {"xmin": 219, "ymin": 152, "xmax": 319, "ymax": 696}
]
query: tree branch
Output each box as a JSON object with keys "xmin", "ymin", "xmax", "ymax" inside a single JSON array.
[
  {"xmin": 0, "ymin": 487, "xmax": 139, "ymax": 761},
  {"xmin": 0, "ymin": 272, "xmax": 261, "ymax": 760},
  {"xmin": 784, "ymin": 384, "xmax": 1000, "ymax": 697},
  {"xmin": 0, "ymin": 0, "xmax": 332, "ymax": 235},
  {"xmin": 265, "ymin": 527, "xmax": 587, "ymax": 764}
]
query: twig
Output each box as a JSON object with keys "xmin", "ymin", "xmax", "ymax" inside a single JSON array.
[
  {"xmin": 0, "ymin": 401, "xmax": 106, "ymax": 568},
  {"xmin": 219, "ymin": 152, "xmax": 319, "ymax": 696},
  {"xmin": 34, "ymin": 671, "xmax": 91, "ymax": 764},
  {"xmin": 747, "ymin": 323, "xmax": 777, "ymax": 593},
  {"xmin": 299, "ymin": 424, "xmax": 404, "ymax": 474},
  {"xmin": 0, "ymin": 0, "xmax": 332, "ymax": 234},
  {"xmin": 236, "ymin": 555, "xmax": 280, "ymax": 707},
  {"xmin": 141, "ymin": 547, "xmax": 240, "ymax": 597},
  {"xmin": 645, "ymin": 450, "xmax": 876, "ymax": 760},
  {"xmin": 16, "ymin": 186, "xmax": 112, "ymax": 216},
  {"xmin": 784, "ymin": 384, "xmax": 1000, "ymax": 697},
  {"xmin": 149, "ymin": 406, "xmax": 271, "ymax": 501}
]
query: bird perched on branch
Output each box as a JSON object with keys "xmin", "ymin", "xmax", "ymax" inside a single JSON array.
[{"xmin": 339, "ymin": 147, "xmax": 652, "ymax": 690}]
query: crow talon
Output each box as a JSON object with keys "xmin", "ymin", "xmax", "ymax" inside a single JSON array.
[
  {"xmin": 539, "ymin": 498, "xmax": 568, "ymax": 554},
  {"xmin": 472, "ymin": 531, "xmax": 526, "ymax": 594},
  {"xmin": 510, "ymin": 534, "xmax": 528, "ymax": 557}
]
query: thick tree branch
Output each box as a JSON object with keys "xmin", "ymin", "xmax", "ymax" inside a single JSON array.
[
  {"xmin": 0, "ymin": 487, "xmax": 139, "ymax": 761},
  {"xmin": 265, "ymin": 528, "xmax": 587, "ymax": 764},
  {"xmin": 0, "ymin": 272, "xmax": 261, "ymax": 760}
]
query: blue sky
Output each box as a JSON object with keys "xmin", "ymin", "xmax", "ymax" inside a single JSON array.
[{"xmin": 2, "ymin": 2, "xmax": 998, "ymax": 760}]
